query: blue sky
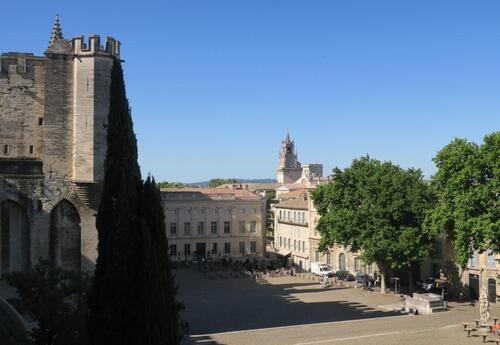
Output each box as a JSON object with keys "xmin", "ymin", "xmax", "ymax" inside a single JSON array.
[{"xmin": 2, "ymin": 1, "xmax": 499, "ymax": 182}]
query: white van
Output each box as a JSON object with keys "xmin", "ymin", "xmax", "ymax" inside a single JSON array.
[{"xmin": 310, "ymin": 262, "xmax": 334, "ymax": 277}]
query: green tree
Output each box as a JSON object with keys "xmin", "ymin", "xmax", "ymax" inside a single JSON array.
[
  {"xmin": 88, "ymin": 60, "xmax": 180, "ymax": 344},
  {"xmin": 157, "ymin": 181, "xmax": 186, "ymax": 189},
  {"xmin": 89, "ymin": 59, "xmax": 143, "ymax": 345},
  {"xmin": 425, "ymin": 132, "xmax": 499, "ymax": 268},
  {"xmin": 208, "ymin": 178, "xmax": 239, "ymax": 188},
  {"xmin": 265, "ymin": 191, "xmax": 277, "ymax": 238},
  {"xmin": 311, "ymin": 156, "xmax": 435, "ymax": 293},
  {"xmin": 141, "ymin": 176, "xmax": 183, "ymax": 344},
  {"xmin": 4, "ymin": 260, "xmax": 91, "ymax": 345}
]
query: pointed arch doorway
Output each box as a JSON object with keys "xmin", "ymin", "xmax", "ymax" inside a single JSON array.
[
  {"xmin": 0, "ymin": 200, "xmax": 30, "ymax": 274},
  {"xmin": 50, "ymin": 200, "xmax": 81, "ymax": 271}
]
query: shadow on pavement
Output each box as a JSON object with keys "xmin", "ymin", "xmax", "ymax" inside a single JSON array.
[
  {"xmin": 176, "ymin": 268, "xmax": 401, "ymax": 335},
  {"xmin": 183, "ymin": 335, "xmax": 226, "ymax": 345}
]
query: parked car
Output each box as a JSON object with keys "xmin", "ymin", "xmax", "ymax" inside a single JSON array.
[
  {"xmin": 336, "ymin": 270, "xmax": 355, "ymax": 281},
  {"xmin": 354, "ymin": 272, "xmax": 374, "ymax": 284},
  {"xmin": 311, "ymin": 262, "xmax": 335, "ymax": 277},
  {"xmin": 417, "ymin": 277, "xmax": 437, "ymax": 292}
]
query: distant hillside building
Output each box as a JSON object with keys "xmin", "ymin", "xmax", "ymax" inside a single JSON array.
[
  {"xmin": 161, "ymin": 188, "xmax": 266, "ymax": 260},
  {"xmin": 0, "ymin": 16, "xmax": 120, "ymax": 272}
]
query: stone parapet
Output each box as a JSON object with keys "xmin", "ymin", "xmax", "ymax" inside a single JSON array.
[{"xmin": 405, "ymin": 293, "xmax": 445, "ymax": 314}]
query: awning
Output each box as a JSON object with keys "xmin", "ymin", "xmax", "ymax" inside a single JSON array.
[{"xmin": 275, "ymin": 248, "xmax": 292, "ymax": 257}]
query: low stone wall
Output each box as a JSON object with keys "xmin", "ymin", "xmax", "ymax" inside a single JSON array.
[{"xmin": 405, "ymin": 293, "xmax": 444, "ymax": 314}]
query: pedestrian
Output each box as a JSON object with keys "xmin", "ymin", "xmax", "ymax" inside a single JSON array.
[{"xmin": 320, "ymin": 274, "xmax": 328, "ymax": 288}]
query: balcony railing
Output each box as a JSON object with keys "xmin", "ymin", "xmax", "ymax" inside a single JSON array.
[{"xmin": 277, "ymin": 218, "xmax": 308, "ymax": 227}]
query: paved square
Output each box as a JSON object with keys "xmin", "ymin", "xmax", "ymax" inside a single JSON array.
[
  {"xmin": 176, "ymin": 268, "xmax": 402, "ymax": 335},
  {"xmin": 175, "ymin": 268, "xmax": 500, "ymax": 345}
]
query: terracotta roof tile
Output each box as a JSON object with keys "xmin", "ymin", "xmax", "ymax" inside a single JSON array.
[
  {"xmin": 280, "ymin": 188, "xmax": 307, "ymax": 197},
  {"xmin": 274, "ymin": 198, "xmax": 308, "ymax": 210}
]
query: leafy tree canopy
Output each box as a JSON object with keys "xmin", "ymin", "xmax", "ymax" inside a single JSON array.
[
  {"xmin": 4, "ymin": 260, "xmax": 91, "ymax": 345},
  {"xmin": 311, "ymin": 156, "xmax": 436, "ymax": 291},
  {"xmin": 157, "ymin": 181, "xmax": 186, "ymax": 189},
  {"xmin": 425, "ymin": 131, "xmax": 499, "ymax": 268},
  {"xmin": 208, "ymin": 178, "xmax": 239, "ymax": 188}
]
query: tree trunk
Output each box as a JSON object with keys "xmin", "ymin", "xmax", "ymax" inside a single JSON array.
[
  {"xmin": 379, "ymin": 266, "xmax": 387, "ymax": 294},
  {"xmin": 409, "ymin": 264, "xmax": 414, "ymax": 295}
]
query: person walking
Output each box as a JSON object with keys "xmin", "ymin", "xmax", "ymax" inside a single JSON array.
[{"xmin": 320, "ymin": 274, "xmax": 328, "ymax": 288}]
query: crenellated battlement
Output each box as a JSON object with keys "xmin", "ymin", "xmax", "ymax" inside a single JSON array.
[
  {"xmin": 0, "ymin": 15, "xmax": 120, "ymax": 272},
  {"xmin": 72, "ymin": 35, "xmax": 120, "ymax": 58},
  {"xmin": 0, "ymin": 53, "xmax": 44, "ymax": 77}
]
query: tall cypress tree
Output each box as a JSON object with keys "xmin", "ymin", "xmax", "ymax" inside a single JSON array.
[
  {"xmin": 89, "ymin": 59, "xmax": 142, "ymax": 345},
  {"xmin": 89, "ymin": 60, "xmax": 180, "ymax": 344},
  {"xmin": 142, "ymin": 177, "xmax": 182, "ymax": 344}
]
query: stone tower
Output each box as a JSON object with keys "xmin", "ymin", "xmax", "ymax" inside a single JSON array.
[
  {"xmin": 44, "ymin": 15, "xmax": 119, "ymax": 184},
  {"xmin": 276, "ymin": 133, "xmax": 303, "ymax": 183},
  {"xmin": 0, "ymin": 16, "xmax": 120, "ymax": 272}
]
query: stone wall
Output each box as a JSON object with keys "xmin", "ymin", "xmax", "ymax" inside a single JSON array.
[
  {"xmin": 0, "ymin": 32, "xmax": 116, "ymax": 272},
  {"xmin": 0, "ymin": 54, "xmax": 45, "ymax": 159},
  {"xmin": 43, "ymin": 53, "xmax": 74, "ymax": 179},
  {"xmin": 0, "ymin": 175, "xmax": 100, "ymax": 272},
  {"xmin": 276, "ymin": 167, "xmax": 303, "ymax": 184},
  {"xmin": 72, "ymin": 56, "xmax": 112, "ymax": 182}
]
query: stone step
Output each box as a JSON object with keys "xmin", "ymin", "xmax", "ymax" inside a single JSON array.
[{"xmin": 72, "ymin": 182, "xmax": 102, "ymax": 210}]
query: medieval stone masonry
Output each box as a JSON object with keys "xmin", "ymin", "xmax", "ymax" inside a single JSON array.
[{"xmin": 0, "ymin": 16, "xmax": 120, "ymax": 272}]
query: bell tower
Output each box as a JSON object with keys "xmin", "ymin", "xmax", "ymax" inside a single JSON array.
[{"xmin": 276, "ymin": 133, "xmax": 302, "ymax": 183}]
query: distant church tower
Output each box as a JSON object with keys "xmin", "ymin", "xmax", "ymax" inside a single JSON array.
[{"xmin": 276, "ymin": 133, "xmax": 303, "ymax": 183}]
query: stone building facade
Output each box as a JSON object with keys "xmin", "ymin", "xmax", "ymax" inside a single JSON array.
[
  {"xmin": 273, "ymin": 198, "xmax": 310, "ymax": 269},
  {"xmin": 305, "ymin": 190, "xmax": 376, "ymax": 275},
  {"xmin": 0, "ymin": 16, "xmax": 120, "ymax": 273},
  {"xmin": 464, "ymin": 250, "xmax": 498, "ymax": 302},
  {"xmin": 162, "ymin": 188, "xmax": 266, "ymax": 260},
  {"xmin": 273, "ymin": 136, "xmax": 497, "ymax": 300},
  {"xmin": 273, "ymin": 186, "xmax": 370, "ymax": 275}
]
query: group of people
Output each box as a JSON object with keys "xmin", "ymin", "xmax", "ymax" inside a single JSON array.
[{"xmin": 318, "ymin": 272, "xmax": 380, "ymax": 290}]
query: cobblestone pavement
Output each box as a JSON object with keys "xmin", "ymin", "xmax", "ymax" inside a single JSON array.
[{"xmin": 175, "ymin": 269, "xmax": 500, "ymax": 345}]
